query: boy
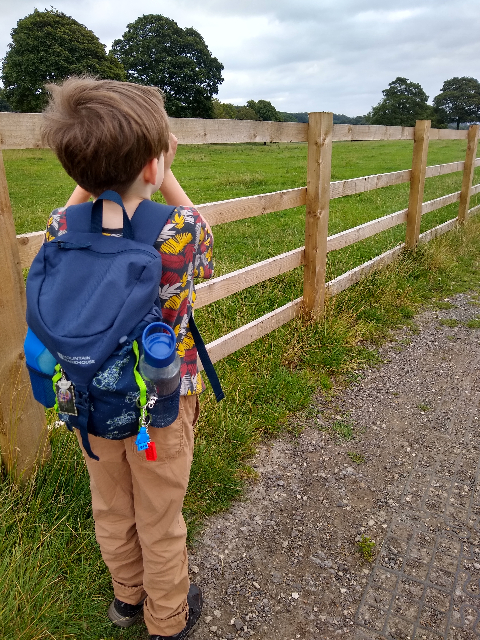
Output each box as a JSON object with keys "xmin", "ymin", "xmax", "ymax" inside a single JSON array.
[{"xmin": 41, "ymin": 77, "xmax": 214, "ymax": 639}]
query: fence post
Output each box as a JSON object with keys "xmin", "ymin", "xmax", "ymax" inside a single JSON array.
[
  {"xmin": 303, "ymin": 112, "xmax": 333, "ymax": 317},
  {"xmin": 405, "ymin": 120, "xmax": 431, "ymax": 249},
  {"xmin": 458, "ymin": 124, "xmax": 480, "ymax": 223},
  {"xmin": 0, "ymin": 150, "xmax": 49, "ymax": 479}
]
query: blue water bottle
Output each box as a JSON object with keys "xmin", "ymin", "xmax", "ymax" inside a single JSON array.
[
  {"xmin": 139, "ymin": 323, "xmax": 181, "ymax": 396},
  {"xmin": 24, "ymin": 328, "xmax": 57, "ymax": 407}
]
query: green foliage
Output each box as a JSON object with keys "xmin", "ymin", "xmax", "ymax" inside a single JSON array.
[
  {"xmin": 1, "ymin": 9, "xmax": 125, "ymax": 113},
  {"xmin": 212, "ymin": 99, "xmax": 260, "ymax": 121},
  {"xmin": 369, "ymin": 77, "xmax": 431, "ymax": 127},
  {"xmin": 0, "ymin": 88, "xmax": 11, "ymax": 112},
  {"xmin": 466, "ymin": 318, "xmax": 480, "ymax": 329},
  {"xmin": 279, "ymin": 113, "xmax": 369, "ymax": 125},
  {"xmin": 213, "ymin": 98, "xmax": 284, "ymax": 122},
  {"xmin": 333, "ymin": 113, "xmax": 369, "ymax": 125},
  {"xmin": 417, "ymin": 403, "xmax": 431, "ymax": 412},
  {"xmin": 234, "ymin": 106, "xmax": 260, "ymax": 120},
  {"xmin": 439, "ymin": 318, "xmax": 459, "ymax": 327},
  {"xmin": 357, "ymin": 535, "xmax": 376, "ymax": 562},
  {"xmin": 212, "ymin": 98, "xmax": 237, "ymax": 119},
  {"xmin": 330, "ymin": 420, "xmax": 355, "ymax": 441},
  {"xmin": 111, "ymin": 14, "xmax": 223, "ymax": 119},
  {"xmin": 213, "ymin": 98, "xmax": 288, "ymax": 122},
  {"xmin": 247, "ymin": 99, "xmax": 284, "ymax": 122},
  {"xmin": 347, "ymin": 451, "xmax": 366, "ymax": 464},
  {"xmin": 433, "ymin": 301, "xmax": 455, "ymax": 309},
  {"xmin": 280, "ymin": 112, "xmax": 309, "ymax": 123},
  {"xmin": 433, "ymin": 76, "xmax": 480, "ymax": 130}
]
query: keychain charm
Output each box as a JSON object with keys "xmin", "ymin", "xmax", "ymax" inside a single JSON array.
[
  {"xmin": 146, "ymin": 441, "xmax": 157, "ymax": 461},
  {"xmin": 135, "ymin": 397, "xmax": 157, "ymax": 460},
  {"xmin": 135, "ymin": 426, "xmax": 150, "ymax": 452},
  {"xmin": 55, "ymin": 374, "xmax": 77, "ymax": 415},
  {"xmin": 147, "ymin": 394, "xmax": 158, "ymax": 409}
]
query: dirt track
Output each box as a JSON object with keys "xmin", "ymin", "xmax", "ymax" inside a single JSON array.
[{"xmin": 186, "ymin": 292, "xmax": 480, "ymax": 640}]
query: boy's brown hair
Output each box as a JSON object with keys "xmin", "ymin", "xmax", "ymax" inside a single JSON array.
[{"xmin": 42, "ymin": 76, "xmax": 170, "ymax": 196}]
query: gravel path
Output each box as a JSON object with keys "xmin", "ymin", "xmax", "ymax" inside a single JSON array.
[{"xmin": 187, "ymin": 291, "xmax": 480, "ymax": 640}]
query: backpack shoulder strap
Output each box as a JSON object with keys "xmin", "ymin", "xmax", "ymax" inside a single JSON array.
[
  {"xmin": 131, "ymin": 200, "xmax": 176, "ymax": 246},
  {"xmin": 64, "ymin": 197, "xmax": 175, "ymax": 247},
  {"xmin": 189, "ymin": 315, "xmax": 225, "ymax": 402}
]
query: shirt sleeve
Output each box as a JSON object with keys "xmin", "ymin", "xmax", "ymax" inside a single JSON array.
[
  {"xmin": 45, "ymin": 207, "xmax": 67, "ymax": 242},
  {"xmin": 193, "ymin": 210, "xmax": 214, "ymax": 280}
]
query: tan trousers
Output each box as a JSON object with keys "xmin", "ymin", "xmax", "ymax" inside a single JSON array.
[{"xmin": 76, "ymin": 395, "xmax": 199, "ymax": 637}]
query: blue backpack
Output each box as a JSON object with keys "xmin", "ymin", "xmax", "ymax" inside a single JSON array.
[{"xmin": 26, "ymin": 191, "xmax": 223, "ymax": 460}]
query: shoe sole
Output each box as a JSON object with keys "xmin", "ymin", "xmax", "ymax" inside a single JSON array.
[{"xmin": 108, "ymin": 600, "xmax": 144, "ymax": 628}]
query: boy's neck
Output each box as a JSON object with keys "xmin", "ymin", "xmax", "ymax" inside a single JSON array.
[{"xmin": 101, "ymin": 182, "xmax": 153, "ymax": 228}]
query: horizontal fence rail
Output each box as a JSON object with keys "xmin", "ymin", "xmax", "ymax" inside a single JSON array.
[
  {"xmin": 0, "ymin": 112, "xmax": 470, "ymax": 149},
  {"xmin": 1, "ymin": 113, "xmax": 479, "ymax": 476},
  {"xmin": 195, "ymin": 247, "xmax": 305, "ymax": 309},
  {"xmin": 15, "ymin": 162, "xmax": 480, "ymax": 270},
  {"xmin": 197, "ymin": 298, "xmax": 304, "ymax": 369},
  {"xmin": 196, "ymin": 187, "xmax": 306, "ymax": 225},
  {"xmin": 197, "ymin": 211, "xmax": 469, "ymax": 372}
]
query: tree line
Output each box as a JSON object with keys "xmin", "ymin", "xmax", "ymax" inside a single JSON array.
[
  {"xmin": 366, "ymin": 76, "xmax": 480, "ymax": 130},
  {"xmin": 1, "ymin": 9, "xmax": 479, "ymax": 130},
  {"xmin": 0, "ymin": 9, "xmax": 223, "ymax": 118},
  {"xmin": 215, "ymin": 77, "xmax": 480, "ymax": 130}
]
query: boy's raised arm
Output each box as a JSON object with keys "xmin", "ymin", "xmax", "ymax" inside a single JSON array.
[
  {"xmin": 65, "ymin": 185, "xmax": 91, "ymax": 207},
  {"xmin": 159, "ymin": 169, "xmax": 194, "ymax": 208},
  {"xmin": 160, "ymin": 133, "xmax": 212, "ymax": 233}
]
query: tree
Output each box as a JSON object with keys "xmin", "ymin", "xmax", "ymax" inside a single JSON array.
[
  {"xmin": 280, "ymin": 112, "xmax": 309, "ymax": 123},
  {"xmin": 333, "ymin": 113, "xmax": 369, "ymax": 125},
  {"xmin": 1, "ymin": 9, "xmax": 125, "ymax": 113},
  {"xmin": 212, "ymin": 99, "xmax": 237, "ymax": 119},
  {"xmin": 433, "ymin": 77, "xmax": 480, "ymax": 129},
  {"xmin": 234, "ymin": 105, "xmax": 260, "ymax": 121},
  {"xmin": 246, "ymin": 99, "xmax": 284, "ymax": 122},
  {"xmin": 0, "ymin": 88, "xmax": 12, "ymax": 112},
  {"xmin": 212, "ymin": 99, "xmax": 260, "ymax": 121},
  {"xmin": 212, "ymin": 99, "xmax": 261, "ymax": 121},
  {"xmin": 111, "ymin": 15, "xmax": 223, "ymax": 119},
  {"xmin": 368, "ymin": 77, "xmax": 431, "ymax": 127}
]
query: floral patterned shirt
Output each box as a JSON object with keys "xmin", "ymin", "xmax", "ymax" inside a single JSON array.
[{"xmin": 45, "ymin": 204, "xmax": 214, "ymax": 395}]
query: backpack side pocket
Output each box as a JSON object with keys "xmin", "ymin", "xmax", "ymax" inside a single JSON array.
[
  {"xmin": 149, "ymin": 381, "xmax": 181, "ymax": 428},
  {"xmin": 26, "ymin": 364, "xmax": 56, "ymax": 408}
]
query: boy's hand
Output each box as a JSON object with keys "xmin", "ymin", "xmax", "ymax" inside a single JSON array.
[{"xmin": 163, "ymin": 133, "xmax": 178, "ymax": 173}]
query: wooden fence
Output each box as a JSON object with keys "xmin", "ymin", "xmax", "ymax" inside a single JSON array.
[{"xmin": 1, "ymin": 112, "xmax": 479, "ymax": 478}]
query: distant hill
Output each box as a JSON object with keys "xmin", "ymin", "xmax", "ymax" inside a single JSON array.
[{"xmin": 280, "ymin": 112, "xmax": 369, "ymax": 124}]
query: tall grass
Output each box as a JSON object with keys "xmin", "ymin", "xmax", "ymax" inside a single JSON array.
[{"xmin": 2, "ymin": 141, "xmax": 480, "ymax": 639}]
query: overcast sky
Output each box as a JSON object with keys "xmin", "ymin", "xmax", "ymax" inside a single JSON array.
[{"xmin": 1, "ymin": 0, "xmax": 479, "ymax": 116}]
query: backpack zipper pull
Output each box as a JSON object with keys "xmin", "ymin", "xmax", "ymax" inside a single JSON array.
[{"xmin": 56, "ymin": 241, "xmax": 92, "ymax": 250}]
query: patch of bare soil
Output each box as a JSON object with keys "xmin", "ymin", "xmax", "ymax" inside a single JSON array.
[{"xmin": 188, "ymin": 292, "xmax": 480, "ymax": 640}]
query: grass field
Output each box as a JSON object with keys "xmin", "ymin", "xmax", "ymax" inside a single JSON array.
[{"xmin": 1, "ymin": 140, "xmax": 480, "ymax": 639}]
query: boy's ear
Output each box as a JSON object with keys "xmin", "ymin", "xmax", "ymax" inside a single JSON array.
[{"xmin": 143, "ymin": 157, "xmax": 158, "ymax": 186}]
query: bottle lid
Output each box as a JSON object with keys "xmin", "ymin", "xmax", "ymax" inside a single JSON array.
[{"xmin": 142, "ymin": 322, "xmax": 177, "ymax": 368}]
